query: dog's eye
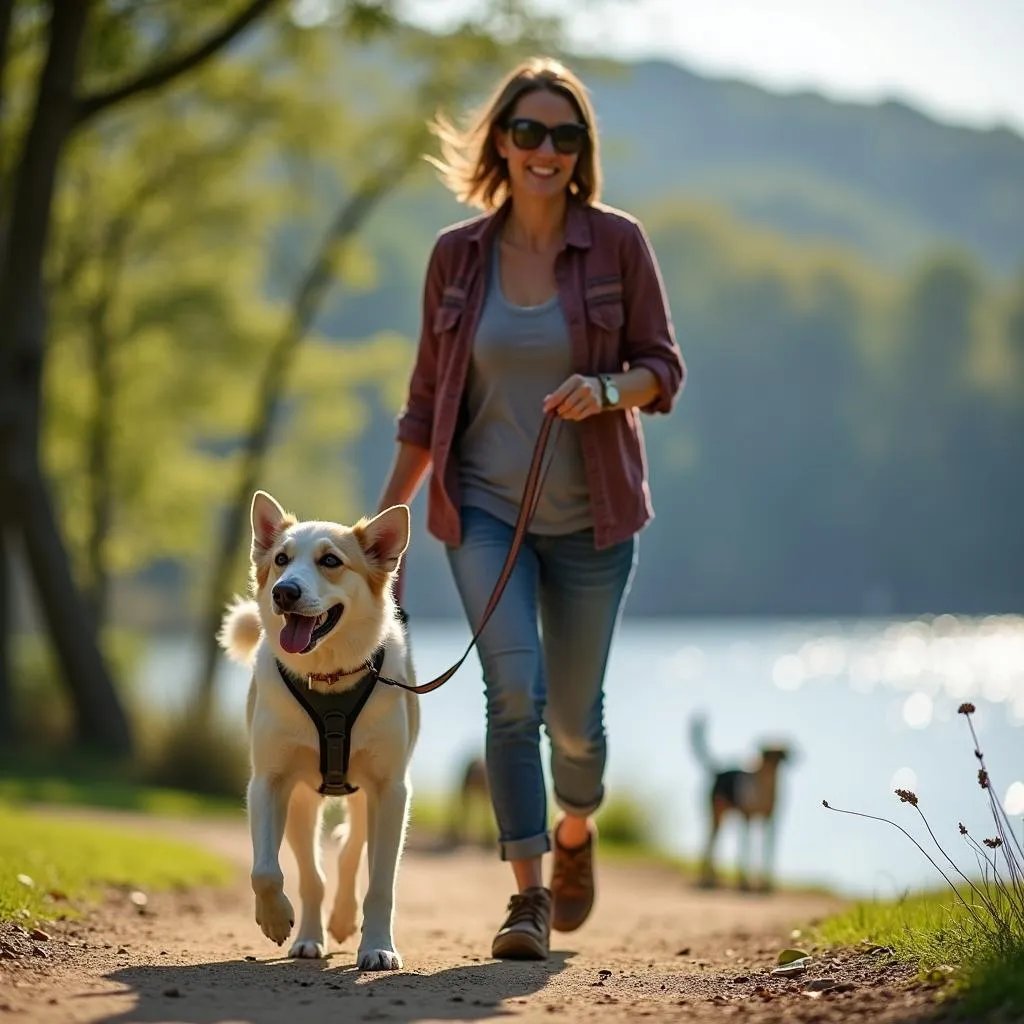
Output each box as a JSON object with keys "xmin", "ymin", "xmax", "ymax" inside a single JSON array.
[
  {"xmin": 274, "ymin": 551, "xmax": 289, "ymax": 567},
  {"xmin": 319, "ymin": 553, "xmax": 343, "ymax": 569}
]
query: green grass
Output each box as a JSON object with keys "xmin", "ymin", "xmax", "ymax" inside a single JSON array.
[
  {"xmin": 814, "ymin": 886, "xmax": 1024, "ymax": 1018},
  {"xmin": 0, "ymin": 802, "xmax": 233, "ymax": 923}
]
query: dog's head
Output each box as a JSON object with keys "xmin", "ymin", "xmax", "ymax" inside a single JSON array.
[
  {"xmin": 248, "ymin": 490, "xmax": 409, "ymax": 669},
  {"xmin": 759, "ymin": 745, "xmax": 791, "ymax": 767}
]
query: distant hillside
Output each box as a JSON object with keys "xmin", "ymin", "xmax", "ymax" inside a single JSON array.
[{"xmin": 586, "ymin": 59, "xmax": 1024, "ymax": 272}]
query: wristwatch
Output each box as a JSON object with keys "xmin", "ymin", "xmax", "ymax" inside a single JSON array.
[{"xmin": 598, "ymin": 373, "xmax": 620, "ymax": 409}]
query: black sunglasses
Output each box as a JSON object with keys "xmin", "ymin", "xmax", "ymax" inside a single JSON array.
[{"xmin": 505, "ymin": 117, "xmax": 588, "ymax": 156}]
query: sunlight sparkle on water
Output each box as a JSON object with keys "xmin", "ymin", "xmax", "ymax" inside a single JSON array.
[
  {"xmin": 1005, "ymin": 782, "xmax": 1024, "ymax": 817},
  {"xmin": 890, "ymin": 766, "xmax": 919, "ymax": 793},
  {"xmin": 758, "ymin": 615, "xmax": 1024, "ymax": 727},
  {"xmin": 902, "ymin": 692, "xmax": 933, "ymax": 729}
]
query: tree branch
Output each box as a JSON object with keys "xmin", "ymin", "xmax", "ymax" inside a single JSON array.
[{"xmin": 75, "ymin": 0, "xmax": 280, "ymax": 126}]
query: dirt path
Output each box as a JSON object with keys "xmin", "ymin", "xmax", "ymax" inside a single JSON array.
[{"xmin": 1, "ymin": 810, "xmax": 954, "ymax": 1023}]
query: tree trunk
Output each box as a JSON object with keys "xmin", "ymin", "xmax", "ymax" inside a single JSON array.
[
  {"xmin": 0, "ymin": 1, "xmax": 133, "ymax": 756},
  {"xmin": 191, "ymin": 154, "xmax": 417, "ymax": 715},
  {"xmin": 84, "ymin": 278, "xmax": 116, "ymax": 628}
]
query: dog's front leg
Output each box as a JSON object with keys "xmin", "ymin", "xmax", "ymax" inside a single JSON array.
[
  {"xmin": 329, "ymin": 787, "xmax": 367, "ymax": 946},
  {"xmin": 357, "ymin": 776, "xmax": 410, "ymax": 971},
  {"xmin": 248, "ymin": 773, "xmax": 295, "ymax": 947},
  {"xmin": 284, "ymin": 783, "xmax": 327, "ymax": 958},
  {"xmin": 761, "ymin": 816, "xmax": 777, "ymax": 893}
]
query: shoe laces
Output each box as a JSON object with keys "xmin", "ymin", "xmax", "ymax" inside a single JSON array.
[
  {"xmin": 553, "ymin": 842, "xmax": 591, "ymax": 899},
  {"xmin": 503, "ymin": 889, "xmax": 549, "ymax": 932}
]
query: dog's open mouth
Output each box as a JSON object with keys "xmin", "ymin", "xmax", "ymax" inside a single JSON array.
[{"xmin": 279, "ymin": 605, "xmax": 343, "ymax": 655}]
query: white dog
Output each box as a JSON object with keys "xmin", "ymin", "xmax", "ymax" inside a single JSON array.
[{"xmin": 217, "ymin": 490, "xmax": 419, "ymax": 970}]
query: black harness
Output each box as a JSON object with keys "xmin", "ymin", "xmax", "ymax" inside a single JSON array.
[{"xmin": 275, "ymin": 646, "xmax": 385, "ymax": 796}]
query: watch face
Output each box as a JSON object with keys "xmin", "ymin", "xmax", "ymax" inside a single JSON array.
[{"xmin": 604, "ymin": 378, "xmax": 619, "ymax": 405}]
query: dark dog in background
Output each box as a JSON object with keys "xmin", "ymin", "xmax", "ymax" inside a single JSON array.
[
  {"xmin": 445, "ymin": 754, "xmax": 494, "ymax": 849},
  {"xmin": 688, "ymin": 715, "xmax": 791, "ymax": 892}
]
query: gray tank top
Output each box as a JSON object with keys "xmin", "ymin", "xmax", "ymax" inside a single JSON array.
[{"xmin": 456, "ymin": 240, "xmax": 593, "ymax": 534}]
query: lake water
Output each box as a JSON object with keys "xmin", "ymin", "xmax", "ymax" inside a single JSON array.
[{"xmin": 139, "ymin": 613, "xmax": 1024, "ymax": 900}]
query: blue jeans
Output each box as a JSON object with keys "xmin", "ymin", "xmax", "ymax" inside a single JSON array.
[{"xmin": 445, "ymin": 505, "xmax": 638, "ymax": 861}]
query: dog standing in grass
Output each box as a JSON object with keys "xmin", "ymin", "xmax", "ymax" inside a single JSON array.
[
  {"xmin": 218, "ymin": 490, "xmax": 418, "ymax": 970},
  {"xmin": 688, "ymin": 714, "xmax": 791, "ymax": 892}
]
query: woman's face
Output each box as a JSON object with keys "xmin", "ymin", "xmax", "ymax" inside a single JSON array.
[{"xmin": 496, "ymin": 88, "xmax": 586, "ymax": 203}]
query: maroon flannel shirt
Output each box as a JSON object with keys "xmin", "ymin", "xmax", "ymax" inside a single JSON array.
[{"xmin": 396, "ymin": 197, "xmax": 686, "ymax": 550}]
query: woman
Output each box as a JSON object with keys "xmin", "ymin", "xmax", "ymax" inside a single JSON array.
[{"xmin": 377, "ymin": 56, "xmax": 685, "ymax": 960}]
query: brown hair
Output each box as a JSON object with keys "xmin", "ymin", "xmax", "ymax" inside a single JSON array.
[{"xmin": 427, "ymin": 56, "xmax": 602, "ymax": 211}]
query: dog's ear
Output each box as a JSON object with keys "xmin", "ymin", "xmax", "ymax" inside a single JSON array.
[
  {"xmin": 355, "ymin": 504, "xmax": 410, "ymax": 576},
  {"xmin": 250, "ymin": 491, "xmax": 290, "ymax": 556}
]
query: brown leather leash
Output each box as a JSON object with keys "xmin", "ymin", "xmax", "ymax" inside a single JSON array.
[{"xmin": 379, "ymin": 410, "xmax": 560, "ymax": 696}]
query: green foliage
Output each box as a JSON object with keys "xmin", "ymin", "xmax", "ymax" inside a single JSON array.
[
  {"xmin": 11, "ymin": 629, "xmax": 143, "ymax": 747},
  {"xmin": 594, "ymin": 793, "xmax": 655, "ymax": 850},
  {"xmin": 137, "ymin": 709, "xmax": 251, "ymax": 799}
]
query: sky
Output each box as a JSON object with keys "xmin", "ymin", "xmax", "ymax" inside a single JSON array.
[{"xmin": 400, "ymin": 0, "xmax": 1024, "ymax": 135}]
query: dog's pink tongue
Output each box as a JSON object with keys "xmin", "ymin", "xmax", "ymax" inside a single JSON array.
[{"xmin": 280, "ymin": 614, "xmax": 315, "ymax": 654}]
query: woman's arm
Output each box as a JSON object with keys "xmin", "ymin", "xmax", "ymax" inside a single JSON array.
[
  {"xmin": 619, "ymin": 218, "xmax": 686, "ymax": 414},
  {"xmin": 377, "ymin": 441, "xmax": 432, "ymax": 512}
]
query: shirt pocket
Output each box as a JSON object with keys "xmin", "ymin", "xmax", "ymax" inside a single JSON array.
[
  {"xmin": 433, "ymin": 284, "xmax": 467, "ymax": 336},
  {"xmin": 584, "ymin": 276, "xmax": 625, "ymax": 364}
]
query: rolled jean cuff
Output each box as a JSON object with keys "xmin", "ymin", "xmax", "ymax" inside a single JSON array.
[
  {"xmin": 554, "ymin": 784, "xmax": 605, "ymax": 820},
  {"xmin": 499, "ymin": 830, "xmax": 551, "ymax": 862}
]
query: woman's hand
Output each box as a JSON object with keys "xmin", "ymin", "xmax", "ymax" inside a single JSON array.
[{"xmin": 543, "ymin": 374, "xmax": 603, "ymax": 421}]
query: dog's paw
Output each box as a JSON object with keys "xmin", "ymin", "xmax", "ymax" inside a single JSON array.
[
  {"xmin": 328, "ymin": 902, "xmax": 358, "ymax": 945},
  {"xmin": 357, "ymin": 946, "xmax": 403, "ymax": 971},
  {"xmin": 288, "ymin": 938, "xmax": 326, "ymax": 959},
  {"xmin": 254, "ymin": 888, "xmax": 294, "ymax": 946}
]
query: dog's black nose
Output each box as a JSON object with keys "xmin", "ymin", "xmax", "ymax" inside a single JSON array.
[{"xmin": 272, "ymin": 580, "xmax": 302, "ymax": 610}]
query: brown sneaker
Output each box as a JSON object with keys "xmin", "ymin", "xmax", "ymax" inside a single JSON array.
[
  {"xmin": 551, "ymin": 821, "xmax": 596, "ymax": 933},
  {"xmin": 491, "ymin": 887, "xmax": 551, "ymax": 960}
]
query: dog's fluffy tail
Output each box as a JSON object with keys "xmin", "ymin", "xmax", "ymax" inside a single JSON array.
[
  {"xmin": 217, "ymin": 596, "xmax": 263, "ymax": 666},
  {"xmin": 688, "ymin": 713, "xmax": 718, "ymax": 773}
]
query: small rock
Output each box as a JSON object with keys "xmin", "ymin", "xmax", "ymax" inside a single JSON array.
[
  {"xmin": 244, "ymin": 955, "xmax": 257, "ymax": 961},
  {"xmin": 129, "ymin": 891, "xmax": 148, "ymax": 910},
  {"xmin": 804, "ymin": 978, "xmax": 837, "ymax": 992},
  {"xmin": 598, "ymin": 969, "xmax": 612, "ymax": 980},
  {"xmin": 32, "ymin": 947, "xmax": 47, "ymax": 958},
  {"xmin": 29, "ymin": 929, "xmax": 50, "ymax": 942},
  {"xmin": 675, "ymin": 947, "xmax": 691, "ymax": 956},
  {"xmin": 732, "ymin": 975, "xmax": 750, "ymax": 984},
  {"xmin": 771, "ymin": 958, "xmax": 811, "ymax": 977},
  {"xmin": 16, "ymin": 875, "xmax": 33, "ymax": 888},
  {"xmin": 163, "ymin": 987, "xmax": 182, "ymax": 998}
]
